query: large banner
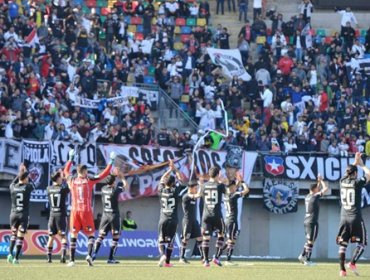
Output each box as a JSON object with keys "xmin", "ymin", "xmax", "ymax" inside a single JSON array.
[
  {"xmin": 22, "ymin": 140, "xmax": 51, "ymax": 202},
  {"xmin": 99, "ymin": 144, "xmax": 258, "ymax": 201},
  {"xmin": 0, "ymin": 230, "xmax": 179, "ymax": 257},
  {"xmin": 207, "ymin": 48, "xmax": 251, "ymax": 81},
  {"xmin": 262, "ymin": 154, "xmax": 363, "ymax": 182},
  {"xmin": 0, "ymin": 138, "xmax": 22, "ymax": 175},
  {"xmin": 263, "ymin": 179, "xmax": 299, "ymax": 214},
  {"xmin": 73, "ymin": 86, "xmax": 158, "ymax": 109}
]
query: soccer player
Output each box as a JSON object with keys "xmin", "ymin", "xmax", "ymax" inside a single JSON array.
[
  {"xmin": 92, "ymin": 173, "xmax": 128, "ymax": 264},
  {"xmin": 46, "ymin": 170, "xmax": 70, "ymax": 263},
  {"xmin": 158, "ymin": 160, "xmax": 185, "ymax": 267},
  {"xmin": 224, "ymin": 171, "xmax": 249, "ymax": 266},
  {"xmin": 64, "ymin": 149, "xmax": 116, "ymax": 267},
  {"xmin": 201, "ymin": 166, "xmax": 226, "ymax": 267},
  {"xmin": 298, "ymin": 174, "xmax": 329, "ymax": 266},
  {"xmin": 7, "ymin": 163, "xmax": 34, "ymax": 265},
  {"xmin": 337, "ymin": 152, "xmax": 370, "ymax": 277},
  {"xmin": 179, "ymin": 179, "xmax": 203, "ymax": 264}
]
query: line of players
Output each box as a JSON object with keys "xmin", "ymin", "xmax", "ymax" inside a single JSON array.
[
  {"xmin": 300, "ymin": 152, "xmax": 370, "ymax": 277},
  {"xmin": 6, "ymin": 149, "xmax": 250, "ymax": 267}
]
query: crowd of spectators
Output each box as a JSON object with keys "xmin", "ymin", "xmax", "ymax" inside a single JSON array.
[{"xmin": 1, "ymin": 0, "xmax": 370, "ymax": 156}]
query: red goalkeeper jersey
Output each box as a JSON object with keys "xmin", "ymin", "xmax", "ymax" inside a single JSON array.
[{"xmin": 64, "ymin": 161, "xmax": 112, "ymax": 212}]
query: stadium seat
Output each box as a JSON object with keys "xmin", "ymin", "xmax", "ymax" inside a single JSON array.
[
  {"xmin": 361, "ymin": 29, "xmax": 368, "ymax": 37},
  {"xmin": 99, "ymin": 31, "xmax": 106, "ymax": 40},
  {"xmin": 128, "ymin": 25, "xmax": 137, "ymax": 33},
  {"xmin": 181, "ymin": 34, "xmax": 190, "ymax": 43},
  {"xmin": 186, "ymin": 18, "xmax": 196, "ymax": 26},
  {"xmin": 197, "ymin": 18, "xmax": 206, "ymax": 26},
  {"xmin": 364, "ymin": 54, "xmax": 370, "ymax": 59},
  {"xmin": 181, "ymin": 26, "xmax": 192, "ymax": 34},
  {"xmin": 151, "ymin": 17, "xmax": 157, "ymax": 24},
  {"xmin": 86, "ymin": 0, "xmax": 96, "ymax": 8},
  {"xmin": 101, "ymin": 7, "xmax": 111, "ymax": 15},
  {"xmin": 174, "ymin": 26, "xmax": 181, "ymax": 34},
  {"xmin": 144, "ymin": 76, "xmax": 155, "ymax": 84},
  {"xmin": 148, "ymin": 66, "xmax": 155, "ymax": 76},
  {"xmin": 355, "ymin": 29, "xmax": 360, "ymax": 38},
  {"xmin": 131, "ymin": 16, "xmax": 143, "ymax": 25},
  {"xmin": 97, "ymin": 0, "xmax": 107, "ymax": 8},
  {"xmin": 310, "ymin": 29, "xmax": 316, "ymax": 36},
  {"xmin": 174, "ymin": 42, "xmax": 184, "ymax": 50},
  {"xmin": 137, "ymin": 25, "xmax": 144, "ymax": 33},
  {"xmin": 325, "ymin": 36, "xmax": 333, "ymax": 44},
  {"xmin": 135, "ymin": 33, "xmax": 144, "ymax": 40},
  {"xmin": 125, "ymin": 16, "xmax": 131, "ymax": 24},
  {"xmin": 267, "ymin": 36, "xmax": 272, "ymax": 45},
  {"xmin": 266, "ymin": 28, "xmax": 272, "ymax": 36},
  {"xmin": 359, "ymin": 36, "xmax": 366, "ymax": 44},
  {"xmin": 94, "ymin": 7, "xmax": 101, "ymax": 15},
  {"xmin": 100, "ymin": 15, "xmax": 106, "ymax": 22},
  {"xmin": 82, "ymin": 6, "xmax": 91, "ymax": 14},
  {"xmin": 316, "ymin": 29, "xmax": 326, "ymax": 37},
  {"xmin": 176, "ymin": 18, "xmax": 186, "ymax": 26},
  {"xmin": 73, "ymin": 0, "xmax": 84, "ymax": 5}
]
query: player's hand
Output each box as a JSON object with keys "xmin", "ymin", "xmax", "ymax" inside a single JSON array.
[
  {"xmin": 169, "ymin": 160, "xmax": 175, "ymax": 171},
  {"xmin": 68, "ymin": 149, "xmax": 75, "ymax": 161},
  {"xmin": 317, "ymin": 173, "xmax": 323, "ymax": 182},
  {"xmin": 109, "ymin": 151, "xmax": 117, "ymax": 164},
  {"xmin": 19, "ymin": 163, "xmax": 26, "ymax": 172},
  {"xmin": 354, "ymin": 152, "xmax": 363, "ymax": 166},
  {"xmin": 198, "ymin": 174, "xmax": 204, "ymax": 184},
  {"xmin": 235, "ymin": 171, "xmax": 243, "ymax": 183}
]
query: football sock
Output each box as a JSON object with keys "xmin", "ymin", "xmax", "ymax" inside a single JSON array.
[
  {"xmin": 166, "ymin": 243, "xmax": 173, "ymax": 264},
  {"xmin": 87, "ymin": 237, "xmax": 94, "ymax": 257},
  {"xmin": 227, "ymin": 241, "xmax": 235, "ymax": 261},
  {"xmin": 215, "ymin": 237, "xmax": 225, "ymax": 259},
  {"xmin": 109, "ymin": 238, "xmax": 119, "ymax": 260},
  {"xmin": 14, "ymin": 237, "xmax": 24, "ymax": 260},
  {"xmin": 61, "ymin": 242, "xmax": 68, "ymax": 259},
  {"xmin": 180, "ymin": 241, "xmax": 187, "ymax": 259},
  {"xmin": 339, "ymin": 245, "xmax": 347, "ymax": 271},
  {"xmin": 305, "ymin": 243, "xmax": 313, "ymax": 261},
  {"xmin": 202, "ymin": 239, "xmax": 210, "ymax": 262},
  {"xmin": 9, "ymin": 234, "xmax": 16, "ymax": 256},
  {"xmin": 351, "ymin": 244, "xmax": 365, "ymax": 264},
  {"xmin": 196, "ymin": 240, "xmax": 204, "ymax": 259},
  {"xmin": 94, "ymin": 235, "xmax": 104, "ymax": 255},
  {"xmin": 159, "ymin": 241, "xmax": 166, "ymax": 256},
  {"xmin": 47, "ymin": 246, "xmax": 53, "ymax": 261},
  {"xmin": 70, "ymin": 238, "xmax": 77, "ymax": 262}
]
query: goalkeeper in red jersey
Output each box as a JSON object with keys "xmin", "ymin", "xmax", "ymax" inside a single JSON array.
[{"xmin": 64, "ymin": 149, "xmax": 116, "ymax": 267}]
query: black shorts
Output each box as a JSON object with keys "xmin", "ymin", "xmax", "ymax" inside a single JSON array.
[
  {"xmin": 158, "ymin": 219, "xmax": 178, "ymax": 243},
  {"xmin": 201, "ymin": 215, "xmax": 225, "ymax": 236},
  {"xmin": 48, "ymin": 215, "xmax": 67, "ymax": 236},
  {"xmin": 304, "ymin": 223, "xmax": 318, "ymax": 242},
  {"xmin": 99, "ymin": 213, "xmax": 121, "ymax": 235},
  {"xmin": 226, "ymin": 220, "xmax": 239, "ymax": 240},
  {"xmin": 337, "ymin": 217, "xmax": 367, "ymax": 245},
  {"xmin": 10, "ymin": 212, "xmax": 29, "ymax": 233},
  {"xmin": 181, "ymin": 219, "xmax": 201, "ymax": 240}
]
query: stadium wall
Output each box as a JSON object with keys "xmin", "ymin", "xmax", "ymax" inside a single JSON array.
[{"xmin": 1, "ymin": 181, "xmax": 370, "ymax": 260}]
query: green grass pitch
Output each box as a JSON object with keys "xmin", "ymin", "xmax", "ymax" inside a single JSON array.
[{"xmin": 0, "ymin": 259, "xmax": 369, "ymax": 280}]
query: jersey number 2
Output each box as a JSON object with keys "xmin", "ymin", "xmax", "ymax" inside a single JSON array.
[
  {"xmin": 16, "ymin": 193, "xmax": 23, "ymax": 207},
  {"xmin": 341, "ymin": 188, "xmax": 355, "ymax": 210}
]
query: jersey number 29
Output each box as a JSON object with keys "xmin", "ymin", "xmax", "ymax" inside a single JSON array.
[
  {"xmin": 204, "ymin": 190, "xmax": 218, "ymax": 205},
  {"xmin": 341, "ymin": 188, "xmax": 355, "ymax": 210}
]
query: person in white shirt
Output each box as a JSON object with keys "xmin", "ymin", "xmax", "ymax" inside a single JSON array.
[
  {"xmin": 167, "ymin": 58, "xmax": 178, "ymax": 77},
  {"xmin": 255, "ymin": 68, "xmax": 271, "ymax": 86},
  {"xmin": 59, "ymin": 111, "xmax": 73, "ymax": 132},
  {"xmin": 4, "ymin": 26, "xmax": 20, "ymax": 42},
  {"xmin": 336, "ymin": 7, "xmax": 358, "ymax": 28},
  {"xmin": 44, "ymin": 120, "xmax": 56, "ymax": 140},
  {"xmin": 328, "ymin": 141, "xmax": 340, "ymax": 156},
  {"xmin": 351, "ymin": 39, "xmax": 366, "ymax": 58},
  {"xmin": 189, "ymin": 3, "xmax": 199, "ymax": 17},
  {"xmin": 284, "ymin": 137, "xmax": 297, "ymax": 153},
  {"xmin": 338, "ymin": 138, "xmax": 349, "ymax": 157},
  {"xmin": 197, "ymin": 102, "xmax": 216, "ymax": 131},
  {"xmin": 66, "ymin": 83, "xmax": 80, "ymax": 104},
  {"xmin": 356, "ymin": 135, "xmax": 365, "ymax": 153},
  {"xmin": 299, "ymin": 0, "xmax": 313, "ymax": 24},
  {"xmin": 70, "ymin": 125, "xmax": 84, "ymax": 143},
  {"xmin": 260, "ymin": 84, "xmax": 273, "ymax": 125},
  {"xmin": 253, "ymin": 0, "xmax": 262, "ymax": 21}
]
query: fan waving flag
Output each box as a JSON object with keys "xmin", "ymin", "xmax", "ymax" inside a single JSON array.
[
  {"xmin": 25, "ymin": 29, "xmax": 39, "ymax": 47},
  {"xmin": 207, "ymin": 48, "xmax": 251, "ymax": 81}
]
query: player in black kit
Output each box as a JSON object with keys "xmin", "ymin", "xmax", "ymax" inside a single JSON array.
[
  {"xmin": 179, "ymin": 180, "xmax": 203, "ymax": 264},
  {"xmin": 337, "ymin": 153, "xmax": 370, "ymax": 277},
  {"xmin": 93, "ymin": 172, "xmax": 128, "ymax": 264},
  {"xmin": 224, "ymin": 171, "xmax": 249, "ymax": 266},
  {"xmin": 201, "ymin": 166, "xmax": 226, "ymax": 267},
  {"xmin": 298, "ymin": 174, "xmax": 328, "ymax": 266},
  {"xmin": 7, "ymin": 164, "xmax": 34, "ymax": 265},
  {"xmin": 46, "ymin": 170, "xmax": 70, "ymax": 263},
  {"xmin": 158, "ymin": 160, "xmax": 185, "ymax": 267}
]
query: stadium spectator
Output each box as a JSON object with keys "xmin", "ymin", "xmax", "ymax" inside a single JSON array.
[{"xmin": 122, "ymin": 211, "xmax": 138, "ymax": 231}]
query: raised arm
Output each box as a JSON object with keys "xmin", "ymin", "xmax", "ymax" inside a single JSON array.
[
  {"xmin": 236, "ymin": 171, "xmax": 250, "ymax": 196},
  {"xmin": 354, "ymin": 152, "xmax": 370, "ymax": 183},
  {"xmin": 64, "ymin": 149, "xmax": 75, "ymax": 178},
  {"xmin": 11, "ymin": 163, "xmax": 26, "ymax": 187},
  {"xmin": 89, "ymin": 152, "xmax": 116, "ymax": 183},
  {"xmin": 317, "ymin": 174, "xmax": 329, "ymax": 195},
  {"xmin": 160, "ymin": 160, "xmax": 174, "ymax": 184}
]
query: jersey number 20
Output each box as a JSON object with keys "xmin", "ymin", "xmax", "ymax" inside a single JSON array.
[{"xmin": 341, "ymin": 188, "xmax": 355, "ymax": 210}]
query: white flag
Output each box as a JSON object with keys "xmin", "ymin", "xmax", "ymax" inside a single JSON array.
[{"xmin": 207, "ymin": 48, "xmax": 251, "ymax": 81}]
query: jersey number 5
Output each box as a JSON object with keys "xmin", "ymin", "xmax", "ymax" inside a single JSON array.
[
  {"xmin": 104, "ymin": 196, "xmax": 112, "ymax": 209},
  {"xmin": 341, "ymin": 188, "xmax": 355, "ymax": 210}
]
